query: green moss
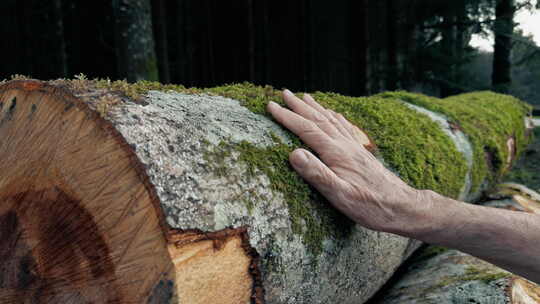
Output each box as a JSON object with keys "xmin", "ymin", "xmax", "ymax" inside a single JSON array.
[
  {"xmin": 378, "ymin": 91, "xmax": 532, "ymax": 193},
  {"xmin": 310, "ymin": 92, "xmax": 468, "ymax": 198},
  {"xmin": 94, "ymin": 79, "xmax": 201, "ymax": 101},
  {"xmin": 460, "ymin": 266, "xmax": 510, "ymax": 283}
]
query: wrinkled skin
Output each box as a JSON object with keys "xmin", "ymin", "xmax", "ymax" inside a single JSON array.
[{"xmin": 268, "ymin": 90, "xmax": 540, "ymax": 284}]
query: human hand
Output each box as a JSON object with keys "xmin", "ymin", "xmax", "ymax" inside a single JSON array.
[{"xmin": 267, "ymin": 90, "xmax": 424, "ymax": 233}]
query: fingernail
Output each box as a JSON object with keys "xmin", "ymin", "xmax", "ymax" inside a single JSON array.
[
  {"xmin": 284, "ymin": 89, "xmax": 293, "ymax": 96},
  {"xmin": 268, "ymin": 101, "xmax": 280, "ymax": 109},
  {"xmin": 292, "ymin": 150, "xmax": 309, "ymax": 167}
]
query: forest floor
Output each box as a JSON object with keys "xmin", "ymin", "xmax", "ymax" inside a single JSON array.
[{"xmin": 503, "ymin": 126, "xmax": 540, "ymax": 191}]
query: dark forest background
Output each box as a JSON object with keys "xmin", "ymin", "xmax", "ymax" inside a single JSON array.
[{"xmin": 1, "ymin": 0, "xmax": 539, "ymax": 108}]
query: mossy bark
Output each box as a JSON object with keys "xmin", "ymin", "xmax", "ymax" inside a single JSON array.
[{"xmin": 112, "ymin": 0, "xmax": 158, "ymax": 82}]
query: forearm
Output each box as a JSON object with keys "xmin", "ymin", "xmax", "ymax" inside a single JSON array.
[{"xmin": 393, "ymin": 190, "xmax": 540, "ymax": 283}]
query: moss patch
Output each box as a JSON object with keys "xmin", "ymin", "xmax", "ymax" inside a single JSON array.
[
  {"xmin": 378, "ymin": 91, "xmax": 532, "ymax": 193},
  {"xmin": 310, "ymin": 92, "xmax": 468, "ymax": 198}
]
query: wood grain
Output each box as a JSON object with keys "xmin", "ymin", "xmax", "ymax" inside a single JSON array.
[{"xmin": 0, "ymin": 81, "xmax": 174, "ymax": 303}]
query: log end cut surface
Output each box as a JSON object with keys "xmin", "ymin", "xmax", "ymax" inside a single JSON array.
[
  {"xmin": 512, "ymin": 278, "xmax": 540, "ymax": 304},
  {"xmin": 0, "ymin": 81, "xmax": 174, "ymax": 303},
  {"xmin": 168, "ymin": 228, "xmax": 263, "ymax": 304}
]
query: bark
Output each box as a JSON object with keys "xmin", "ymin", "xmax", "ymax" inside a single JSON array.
[
  {"xmin": 112, "ymin": 0, "xmax": 158, "ymax": 82},
  {"xmin": 0, "ymin": 80, "xmax": 529, "ymax": 303},
  {"xmin": 374, "ymin": 187, "xmax": 540, "ymax": 304},
  {"xmin": 492, "ymin": 0, "xmax": 515, "ymax": 93}
]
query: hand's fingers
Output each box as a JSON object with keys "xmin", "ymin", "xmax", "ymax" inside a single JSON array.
[
  {"xmin": 289, "ymin": 148, "xmax": 346, "ymax": 198},
  {"xmin": 332, "ymin": 111, "xmax": 372, "ymax": 148},
  {"xmin": 351, "ymin": 125, "xmax": 372, "ymax": 148},
  {"xmin": 302, "ymin": 93, "xmax": 329, "ymax": 115},
  {"xmin": 302, "ymin": 93, "xmax": 350, "ymax": 139},
  {"xmin": 267, "ymin": 102, "xmax": 334, "ymax": 154},
  {"xmin": 303, "ymin": 93, "xmax": 358, "ymax": 141},
  {"xmin": 283, "ymin": 90, "xmax": 342, "ymax": 139},
  {"xmin": 327, "ymin": 109, "xmax": 354, "ymax": 140}
]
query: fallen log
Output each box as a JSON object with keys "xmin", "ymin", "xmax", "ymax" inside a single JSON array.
[
  {"xmin": 372, "ymin": 186, "xmax": 540, "ymax": 304},
  {"xmin": 0, "ymin": 79, "xmax": 531, "ymax": 303}
]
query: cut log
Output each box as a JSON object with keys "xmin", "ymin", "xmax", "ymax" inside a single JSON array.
[
  {"xmin": 373, "ymin": 186, "xmax": 540, "ymax": 304},
  {"xmin": 0, "ymin": 79, "xmax": 531, "ymax": 303},
  {"xmin": 0, "ymin": 81, "xmax": 175, "ymax": 303}
]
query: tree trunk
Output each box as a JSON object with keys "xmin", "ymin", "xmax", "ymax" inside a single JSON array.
[
  {"xmin": 112, "ymin": 0, "xmax": 158, "ymax": 82},
  {"xmin": 374, "ymin": 186, "xmax": 540, "ymax": 304},
  {"xmin": 492, "ymin": 0, "xmax": 515, "ymax": 93},
  {"xmin": 151, "ymin": 0, "xmax": 170, "ymax": 84},
  {"xmin": 440, "ymin": 4, "xmax": 458, "ymax": 97},
  {"xmin": 247, "ymin": 0, "xmax": 256, "ymax": 83},
  {"xmin": 0, "ymin": 0, "xmax": 21, "ymax": 79},
  {"xmin": 44, "ymin": 0, "xmax": 68, "ymax": 79},
  {"xmin": 173, "ymin": 0, "xmax": 187, "ymax": 84},
  {"xmin": 0, "ymin": 79, "xmax": 530, "ymax": 303},
  {"xmin": 386, "ymin": 0, "xmax": 398, "ymax": 91},
  {"xmin": 350, "ymin": 0, "xmax": 369, "ymax": 96}
]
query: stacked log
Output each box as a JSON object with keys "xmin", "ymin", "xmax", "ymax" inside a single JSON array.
[{"xmin": 0, "ymin": 79, "xmax": 532, "ymax": 303}]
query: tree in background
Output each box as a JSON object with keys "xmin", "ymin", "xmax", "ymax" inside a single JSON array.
[
  {"xmin": 510, "ymin": 30, "xmax": 540, "ymax": 106},
  {"xmin": 492, "ymin": 0, "xmax": 516, "ymax": 93},
  {"xmin": 151, "ymin": 0, "xmax": 170, "ymax": 84},
  {"xmin": 0, "ymin": 0, "xmax": 538, "ymax": 98},
  {"xmin": 0, "ymin": 0, "xmax": 68, "ymax": 79},
  {"xmin": 112, "ymin": 0, "xmax": 158, "ymax": 82}
]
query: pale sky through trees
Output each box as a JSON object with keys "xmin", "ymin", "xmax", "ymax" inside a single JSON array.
[{"xmin": 470, "ymin": 1, "xmax": 540, "ymax": 51}]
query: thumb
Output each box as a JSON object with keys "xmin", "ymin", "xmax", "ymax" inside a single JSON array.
[{"xmin": 289, "ymin": 149, "xmax": 343, "ymax": 197}]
